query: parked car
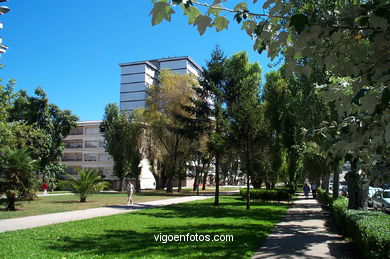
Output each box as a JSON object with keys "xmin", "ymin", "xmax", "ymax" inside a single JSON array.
[
  {"xmin": 368, "ymin": 187, "xmax": 383, "ymax": 207},
  {"xmin": 372, "ymin": 190, "xmax": 390, "ymax": 213},
  {"xmin": 340, "ymin": 185, "xmax": 348, "ymax": 196}
]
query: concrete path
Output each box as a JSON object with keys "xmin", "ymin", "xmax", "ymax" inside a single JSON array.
[
  {"xmin": 252, "ymin": 193, "xmax": 354, "ymax": 259},
  {"xmin": 0, "ymin": 195, "xmax": 212, "ymax": 233}
]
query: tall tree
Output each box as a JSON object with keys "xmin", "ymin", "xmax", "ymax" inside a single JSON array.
[
  {"xmin": 137, "ymin": 70, "xmax": 198, "ymax": 193},
  {"xmin": 224, "ymin": 52, "xmax": 264, "ymax": 209},
  {"xmin": 9, "ymin": 87, "xmax": 78, "ymax": 170},
  {"xmin": 183, "ymin": 46, "xmax": 228, "ymax": 205},
  {"xmin": 101, "ymin": 103, "xmax": 142, "ymax": 191}
]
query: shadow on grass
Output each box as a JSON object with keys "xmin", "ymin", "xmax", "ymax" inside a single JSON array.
[
  {"xmin": 44, "ymin": 197, "xmax": 287, "ymax": 258},
  {"xmin": 46, "ymin": 223, "xmax": 275, "ymax": 258}
]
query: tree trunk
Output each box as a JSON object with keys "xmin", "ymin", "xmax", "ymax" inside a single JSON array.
[
  {"xmin": 321, "ymin": 171, "xmax": 330, "ymax": 193},
  {"xmin": 214, "ymin": 152, "xmax": 220, "ymax": 206},
  {"xmin": 119, "ymin": 177, "xmax": 125, "ymax": 192},
  {"xmin": 6, "ymin": 191, "xmax": 16, "ymax": 211},
  {"xmin": 167, "ymin": 134, "xmax": 179, "ymax": 194},
  {"xmin": 135, "ymin": 171, "xmax": 141, "ymax": 193},
  {"xmin": 193, "ymin": 166, "xmax": 199, "ymax": 191},
  {"xmin": 166, "ymin": 174, "xmax": 173, "ymax": 193},
  {"xmin": 80, "ymin": 196, "xmax": 86, "ymax": 202},
  {"xmin": 178, "ymin": 178, "xmax": 182, "ymax": 192},
  {"xmin": 345, "ymin": 159, "xmax": 369, "ymax": 210},
  {"xmin": 202, "ymin": 170, "xmax": 208, "ymax": 190},
  {"xmin": 246, "ymin": 175, "xmax": 250, "ymax": 210},
  {"xmin": 332, "ymin": 161, "xmax": 340, "ymax": 200}
]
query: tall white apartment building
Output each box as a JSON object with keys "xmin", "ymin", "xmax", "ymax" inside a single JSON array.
[
  {"xmin": 119, "ymin": 56, "xmax": 203, "ymax": 112},
  {"xmin": 60, "ymin": 121, "xmax": 114, "ymax": 180}
]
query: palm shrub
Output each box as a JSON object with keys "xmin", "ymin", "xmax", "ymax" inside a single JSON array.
[
  {"xmin": 65, "ymin": 168, "xmax": 109, "ymax": 202},
  {"xmin": 0, "ymin": 148, "xmax": 39, "ymax": 210}
]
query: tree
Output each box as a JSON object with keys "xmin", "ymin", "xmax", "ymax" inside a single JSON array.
[
  {"xmin": 150, "ymin": 0, "xmax": 390, "ymax": 210},
  {"xmin": 139, "ymin": 70, "xmax": 198, "ymax": 193},
  {"xmin": 9, "ymin": 87, "xmax": 78, "ymax": 170},
  {"xmin": 178, "ymin": 46, "xmax": 228, "ymax": 204},
  {"xmin": 0, "ymin": 148, "xmax": 39, "ymax": 210},
  {"xmin": 64, "ymin": 168, "xmax": 108, "ymax": 202},
  {"xmin": 101, "ymin": 103, "xmax": 142, "ymax": 191},
  {"xmin": 43, "ymin": 162, "xmax": 66, "ymax": 191},
  {"xmin": 224, "ymin": 52, "xmax": 263, "ymax": 209}
]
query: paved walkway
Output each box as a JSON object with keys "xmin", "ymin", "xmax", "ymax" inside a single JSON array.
[
  {"xmin": 252, "ymin": 193, "xmax": 354, "ymax": 259},
  {"xmin": 0, "ymin": 195, "xmax": 212, "ymax": 233}
]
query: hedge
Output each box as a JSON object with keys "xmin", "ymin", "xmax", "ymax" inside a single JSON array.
[
  {"xmin": 318, "ymin": 189, "xmax": 390, "ymax": 259},
  {"xmin": 240, "ymin": 188, "xmax": 293, "ymax": 203}
]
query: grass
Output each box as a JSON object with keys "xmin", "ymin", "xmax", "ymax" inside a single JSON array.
[
  {"xmin": 0, "ymin": 196, "xmax": 288, "ymax": 258},
  {"xmin": 0, "ymin": 187, "xmax": 240, "ymax": 219},
  {"xmin": 0, "ymin": 192, "xmax": 175, "ymax": 220}
]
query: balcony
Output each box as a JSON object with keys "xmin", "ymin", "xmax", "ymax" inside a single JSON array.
[
  {"xmin": 62, "ymin": 153, "xmax": 83, "ymax": 162},
  {"xmin": 84, "ymin": 154, "xmax": 97, "ymax": 162},
  {"xmin": 69, "ymin": 127, "xmax": 83, "ymax": 135},
  {"xmin": 85, "ymin": 141, "xmax": 98, "ymax": 148},
  {"xmin": 62, "ymin": 157, "xmax": 83, "ymax": 162},
  {"xmin": 65, "ymin": 141, "xmax": 83, "ymax": 149}
]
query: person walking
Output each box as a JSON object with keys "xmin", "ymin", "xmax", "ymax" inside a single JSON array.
[
  {"xmin": 42, "ymin": 181, "xmax": 49, "ymax": 196},
  {"xmin": 303, "ymin": 183, "xmax": 310, "ymax": 198},
  {"xmin": 126, "ymin": 180, "xmax": 134, "ymax": 205},
  {"xmin": 311, "ymin": 182, "xmax": 317, "ymax": 198}
]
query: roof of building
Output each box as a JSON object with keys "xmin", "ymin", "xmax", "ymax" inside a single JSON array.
[
  {"xmin": 78, "ymin": 120, "xmax": 102, "ymax": 126},
  {"xmin": 119, "ymin": 56, "xmax": 203, "ymax": 72}
]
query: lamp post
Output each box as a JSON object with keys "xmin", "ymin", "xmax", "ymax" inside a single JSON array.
[{"xmin": 0, "ymin": 0, "xmax": 9, "ymax": 54}]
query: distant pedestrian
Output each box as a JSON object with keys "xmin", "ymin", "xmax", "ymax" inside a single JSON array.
[
  {"xmin": 126, "ymin": 180, "xmax": 134, "ymax": 205},
  {"xmin": 42, "ymin": 182, "xmax": 49, "ymax": 196},
  {"xmin": 311, "ymin": 183, "xmax": 317, "ymax": 198},
  {"xmin": 303, "ymin": 183, "xmax": 310, "ymax": 198}
]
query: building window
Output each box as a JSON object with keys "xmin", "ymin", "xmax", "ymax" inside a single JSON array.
[
  {"xmin": 99, "ymin": 140, "xmax": 105, "ymax": 148},
  {"xmin": 85, "ymin": 127, "xmax": 99, "ymax": 135},
  {"xmin": 99, "ymin": 153, "xmax": 111, "ymax": 162},
  {"xmin": 62, "ymin": 153, "xmax": 83, "ymax": 161},
  {"xmin": 69, "ymin": 127, "xmax": 83, "ymax": 135},
  {"xmin": 85, "ymin": 141, "xmax": 98, "ymax": 148},
  {"xmin": 64, "ymin": 140, "xmax": 83, "ymax": 149},
  {"xmin": 84, "ymin": 154, "xmax": 97, "ymax": 162}
]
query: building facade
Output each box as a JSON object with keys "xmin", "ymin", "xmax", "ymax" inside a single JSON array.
[
  {"xmin": 119, "ymin": 56, "xmax": 203, "ymax": 112},
  {"xmin": 60, "ymin": 121, "xmax": 115, "ymax": 180}
]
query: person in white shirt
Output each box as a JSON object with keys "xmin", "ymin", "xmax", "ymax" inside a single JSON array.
[{"xmin": 126, "ymin": 180, "xmax": 134, "ymax": 205}]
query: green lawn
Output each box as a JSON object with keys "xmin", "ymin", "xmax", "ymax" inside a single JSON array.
[
  {"xmin": 0, "ymin": 187, "xmax": 240, "ymax": 220},
  {"xmin": 0, "ymin": 196, "xmax": 288, "ymax": 258},
  {"xmin": 0, "ymin": 192, "xmax": 175, "ymax": 219}
]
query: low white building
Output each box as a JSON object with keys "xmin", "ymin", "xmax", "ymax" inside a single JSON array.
[{"xmin": 60, "ymin": 120, "xmax": 156, "ymax": 190}]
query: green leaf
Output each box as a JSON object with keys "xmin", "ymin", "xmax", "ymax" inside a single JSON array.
[
  {"xmin": 149, "ymin": 2, "xmax": 175, "ymax": 25},
  {"xmin": 234, "ymin": 2, "xmax": 248, "ymax": 11},
  {"xmin": 183, "ymin": 6, "xmax": 201, "ymax": 25},
  {"xmin": 214, "ymin": 16, "xmax": 229, "ymax": 32},
  {"xmin": 289, "ymin": 13, "xmax": 309, "ymax": 34},
  {"xmin": 207, "ymin": 7, "xmax": 222, "ymax": 17},
  {"xmin": 212, "ymin": 0, "xmax": 226, "ymax": 5},
  {"xmin": 241, "ymin": 20, "xmax": 257, "ymax": 36},
  {"xmin": 194, "ymin": 15, "xmax": 213, "ymax": 35}
]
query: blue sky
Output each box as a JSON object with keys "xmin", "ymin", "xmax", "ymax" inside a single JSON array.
[{"xmin": 0, "ymin": 0, "xmax": 275, "ymax": 121}]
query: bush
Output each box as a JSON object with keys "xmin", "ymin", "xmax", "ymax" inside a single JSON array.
[
  {"xmin": 345, "ymin": 211, "xmax": 390, "ymax": 259},
  {"xmin": 321, "ymin": 194, "xmax": 390, "ymax": 259},
  {"xmin": 240, "ymin": 188, "xmax": 293, "ymax": 203},
  {"xmin": 317, "ymin": 189, "xmax": 333, "ymax": 206}
]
